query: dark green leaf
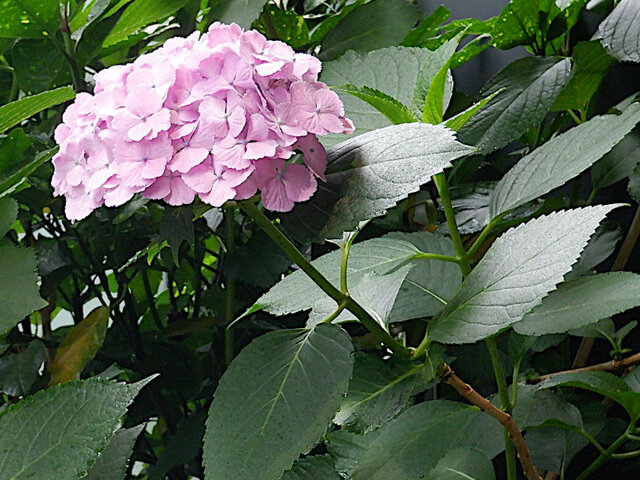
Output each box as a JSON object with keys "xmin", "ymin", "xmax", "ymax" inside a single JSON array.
[
  {"xmin": 459, "ymin": 56, "xmax": 572, "ymax": 153},
  {"xmin": 490, "ymin": 103, "xmax": 640, "ymax": 217},
  {"xmin": 0, "ymin": 197, "xmax": 18, "ymax": 237},
  {"xmin": 259, "ymin": 6, "xmax": 309, "ymax": 48},
  {"xmin": 427, "ymin": 448, "xmax": 496, "ymax": 480},
  {"xmin": 210, "ymin": 0, "xmax": 269, "ymax": 29},
  {"xmin": 0, "ymin": 377, "xmax": 151, "ymax": 480},
  {"xmin": 280, "ymin": 123, "xmax": 474, "ymax": 243},
  {"xmin": 282, "ymin": 456, "xmax": 341, "ymax": 480},
  {"xmin": 203, "ymin": 325, "xmax": 353, "ymax": 480},
  {"xmin": 0, "ymin": 245, "xmax": 47, "ymax": 335},
  {"xmin": 9, "ymin": 39, "xmax": 71, "ymax": 94},
  {"xmin": 84, "ymin": 426, "xmax": 145, "ymax": 480},
  {"xmin": 592, "ymin": 130, "xmax": 640, "ymax": 189},
  {"xmin": 513, "ymin": 384, "xmax": 583, "ymax": 429},
  {"xmin": 491, "ymin": 0, "xmax": 541, "ymax": 50},
  {"xmin": 319, "ymin": 0, "xmax": 421, "ymax": 61},
  {"xmin": 401, "ymin": 6, "xmax": 450, "ymax": 47},
  {"xmin": 445, "ymin": 92, "xmax": 500, "ymax": 132},
  {"xmin": 0, "ymin": 0, "xmax": 61, "ymax": 38},
  {"xmin": 598, "ymin": 0, "xmax": 640, "ymax": 63},
  {"xmin": 514, "ymin": 272, "xmax": 640, "ymax": 335},
  {"xmin": 0, "ymin": 147, "xmax": 56, "ymax": 198},
  {"xmin": 0, "ymin": 86, "xmax": 75, "ymax": 134},
  {"xmin": 159, "ymin": 206, "xmax": 194, "ymax": 266},
  {"xmin": 0, "ymin": 340, "xmax": 46, "ymax": 396},
  {"xmin": 334, "ymin": 85, "xmax": 417, "ymax": 125},
  {"xmin": 570, "ymin": 224, "xmax": 621, "ymax": 276},
  {"xmin": 428, "ymin": 206, "xmax": 619, "ymax": 344}
]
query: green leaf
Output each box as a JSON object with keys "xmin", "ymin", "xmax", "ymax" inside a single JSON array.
[
  {"xmin": 319, "ymin": 0, "xmax": 421, "ymax": 61},
  {"xmin": 203, "ymin": 325, "xmax": 354, "ymax": 480},
  {"xmin": 0, "ymin": 377, "xmax": 151, "ymax": 480},
  {"xmin": 0, "ymin": 245, "xmax": 47, "ymax": 336},
  {"xmin": 513, "ymin": 384, "xmax": 583, "ymax": 430},
  {"xmin": 103, "ymin": 0, "xmax": 190, "ymax": 47},
  {"xmin": 0, "ymin": 86, "xmax": 75, "ymax": 134},
  {"xmin": 490, "ymin": 103, "xmax": 640, "ymax": 217},
  {"xmin": 592, "ymin": 130, "xmax": 640, "ymax": 189},
  {"xmin": 210, "ymin": 0, "xmax": 269, "ymax": 29},
  {"xmin": 445, "ymin": 91, "xmax": 500, "ymax": 132},
  {"xmin": 0, "ymin": 0, "xmax": 61, "ymax": 38},
  {"xmin": 282, "ymin": 456, "xmax": 342, "ymax": 480},
  {"xmin": 70, "ymin": 0, "xmax": 118, "ymax": 41},
  {"xmin": 428, "ymin": 206, "xmax": 619, "ymax": 344},
  {"xmin": 625, "ymin": 367, "xmax": 640, "ymax": 393},
  {"xmin": 0, "ymin": 147, "xmax": 56, "ymax": 198},
  {"xmin": 401, "ymin": 5, "xmax": 451, "ymax": 47},
  {"xmin": 0, "ymin": 197, "xmax": 18, "ymax": 237},
  {"xmin": 0, "ymin": 340, "xmax": 46, "ymax": 396},
  {"xmin": 258, "ymin": 6, "xmax": 309, "ymax": 49},
  {"xmin": 538, "ymin": 371, "xmax": 640, "ymax": 419},
  {"xmin": 334, "ymin": 354, "xmax": 423, "ymax": 432},
  {"xmin": 334, "ymin": 85, "xmax": 417, "ymax": 125},
  {"xmin": 598, "ymin": 0, "xmax": 640, "ymax": 63},
  {"xmin": 349, "ymin": 400, "xmax": 503, "ymax": 479},
  {"xmin": 49, "ymin": 306, "xmax": 109, "ymax": 385},
  {"xmin": 459, "ymin": 56, "xmax": 572, "ymax": 153},
  {"xmin": 491, "ymin": 0, "xmax": 541, "ymax": 50},
  {"xmin": 9, "ymin": 39, "xmax": 72, "ymax": 94},
  {"xmin": 552, "ymin": 41, "xmax": 614, "ymax": 112},
  {"xmin": 571, "ymin": 224, "xmax": 621, "ymax": 276},
  {"xmin": 514, "ymin": 272, "xmax": 640, "ymax": 336},
  {"xmin": 256, "ymin": 231, "xmax": 460, "ymax": 322},
  {"xmin": 84, "ymin": 426, "xmax": 145, "ymax": 480},
  {"xmin": 280, "ymin": 123, "xmax": 474, "ymax": 243},
  {"xmin": 427, "ymin": 448, "xmax": 496, "ymax": 480},
  {"xmin": 320, "ymin": 46, "xmax": 448, "ymax": 146},
  {"xmin": 159, "ymin": 206, "xmax": 194, "ymax": 266}
]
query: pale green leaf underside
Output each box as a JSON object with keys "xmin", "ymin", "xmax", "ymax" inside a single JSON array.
[
  {"xmin": 598, "ymin": 0, "xmax": 640, "ymax": 63},
  {"xmin": 428, "ymin": 206, "xmax": 619, "ymax": 344},
  {"xmin": 514, "ymin": 272, "xmax": 640, "ymax": 335},
  {"xmin": 203, "ymin": 325, "xmax": 353, "ymax": 480},
  {"xmin": 490, "ymin": 103, "xmax": 640, "ymax": 217},
  {"xmin": 0, "ymin": 378, "xmax": 148, "ymax": 480}
]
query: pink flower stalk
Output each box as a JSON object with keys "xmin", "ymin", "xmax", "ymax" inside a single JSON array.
[{"xmin": 51, "ymin": 22, "xmax": 353, "ymax": 221}]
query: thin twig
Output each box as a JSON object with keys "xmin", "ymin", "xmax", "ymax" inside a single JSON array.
[
  {"xmin": 439, "ymin": 363, "xmax": 543, "ymax": 480},
  {"xmin": 531, "ymin": 352, "xmax": 640, "ymax": 383}
]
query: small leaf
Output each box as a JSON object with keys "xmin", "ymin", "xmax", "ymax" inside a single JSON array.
[
  {"xmin": 0, "ymin": 87, "xmax": 75, "ymax": 134},
  {"xmin": 335, "ymin": 85, "xmax": 417, "ymax": 125},
  {"xmin": 490, "ymin": 103, "xmax": 640, "ymax": 217},
  {"xmin": 592, "ymin": 130, "xmax": 640, "ymax": 189},
  {"xmin": 0, "ymin": 377, "xmax": 151, "ymax": 480},
  {"xmin": 84, "ymin": 425, "xmax": 145, "ymax": 480},
  {"xmin": 428, "ymin": 206, "xmax": 620, "ymax": 344},
  {"xmin": 445, "ymin": 91, "xmax": 501, "ymax": 132},
  {"xmin": 0, "ymin": 340, "xmax": 46, "ymax": 396},
  {"xmin": 598, "ymin": 0, "xmax": 640, "ymax": 63},
  {"xmin": 514, "ymin": 272, "xmax": 640, "ymax": 335},
  {"xmin": 203, "ymin": 325, "xmax": 353, "ymax": 480},
  {"xmin": 282, "ymin": 455, "xmax": 342, "ymax": 480},
  {"xmin": 280, "ymin": 123, "xmax": 474, "ymax": 243},
  {"xmin": 159, "ymin": 206, "xmax": 194, "ymax": 265},
  {"xmin": 49, "ymin": 306, "xmax": 110, "ymax": 385},
  {"xmin": 0, "ymin": 197, "xmax": 18, "ymax": 237},
  {"xmin": 427, "ymin": 448, "xmax": 496, "ymax": 480}
]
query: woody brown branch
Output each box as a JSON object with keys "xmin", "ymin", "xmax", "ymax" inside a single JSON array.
[
  {"xmin": 439, "ymin": 363, "xmax": 543, "ymax": 480},
  {"xmin": 531, "ymin": 351, "xmax": 640, "ymax": 383}
]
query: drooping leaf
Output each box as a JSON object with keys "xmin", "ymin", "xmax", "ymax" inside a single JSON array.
[
  {"xmin": 592, "ymin": 130, "xmax": 640, "ymax": 189},
  {"xmin": 0, "ymin": 377, "xmax": 151, "ymax": 480},
  {"xmin": 282, "ymin": 456, "xmax": 342, "ymax": 480},
  {"xmin": 459, "ymin": 56, "xmax": 572, "ymax": 153},
  {"xmin": 203, "ymin": 325, "xmax": 353, "ymax": 480},
  {"xmin": 598, "ymin": 0, "xmax": 640, "ymax": 63},
  {"xmin": 320, "ymin": 46, "xmax": 444, "ymax": 145},
  {"xmin": 0, "ymin": 340, "xmax": 46, "ymax": 397},
  {"xmin": 210, "ymin": 0, "xmax": 269, "ymax": 29},
  {"xmin": 319, "ymin": 0, "xmax": 421, "ymax": 61},
  {"xmin": 0, "ymin": 245, "xmax": 47, "ymax": 336},
  {"xmin": 256, "ymin": 231, "xmax": 460, "ymax": 323},
  {"xmin": 514, "ymin": 273, "xmax": 640, "ymax": 335},
  {"xmin": 490, "ymin": 103, "xmax": 640, "ymax": 217},
  {"xmin": 349, "ymin": 400, "xmax": 503, "ymax": 479},
  {"xmin": 158, "ymin": 206, "xmax": 194, "ymax": 266},
  {"xmin": 0, "ymin": 0, "xmax": 61, "ymax": 38},
  {"xmin": 84, "ymin": 425, "xmax": 145, "ymax": 480},
  {"xmin": 49, "ymin": 306, "xmax": 110, "ymax": 385},
  {"xmin": 280, "ymin": 123, "xmax": 474, "ymax": 243},
  {"xmin": 427, "ymin": 448, "xmax": 496, "ymax": 480},
  {"xmin": 103, "ymin": 0, "xmax": 190, "ymax": 47},
  {"xmin": 428, "ymin": 206, "xmax": 619, "ymax": 344},
  {"xmin": 552, "ymin": 41, "xmax": 614, "ymax": 112},
  {"xmin": 0, "ymin": 86, "xmax": 75, "ymax": 134},
  {"xmin": 334, "ymin": 85, "xmax": 417, "ymax": 125},
  {"xmin": 0, "ymin": 197, "xmax": 18, "ymax": 237}
]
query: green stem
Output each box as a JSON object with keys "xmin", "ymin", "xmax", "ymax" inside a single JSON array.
[
  {"xmin": 467, "ymin": 214, "xmax": 506, "ymax": 259},
  {"xmin": 224, "ymin": 207, "xmax": 236, "ymax": 367},
  {"xmin": 411, "ymin": 252, "xmax": 461, "ymax": 264},
  {"xmin": 511, "ymin": 360, "xmax": 521, "ymax": 407},
  {"xmin": 433, "ymin": 173, "xmax": 471, "ymax": 275},
  {"xmin": 577, "ymin": 423, "xmax": 636, "ymax": 480},
  {"xmin": 611, "ymin": 449, "xmax": 640, "ymax": 460},
  {"xmin": 568, "ymin": 109, "xmax": 583, "ymax": 125},
  {"xmin": 322, "ymin": 299, "xmax": 348, "ymax": 324},
  {"xmin": 412, "ymin": 335, "xmax": 430, "ymax": 360},
  {"xmin": 486, "ymin": 336, "xmax": 517, "ymax": 480},
  {"xmin": 141, "ymin": 269, "xmax": 163, "ymax": 330},
  {"xmin": 240, "ymin": 200, "xmax": 412, "ymax": 358}
]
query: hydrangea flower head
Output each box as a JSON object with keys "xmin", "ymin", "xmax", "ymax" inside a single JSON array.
[{"xmin": 52, "ymin": 23, "xmax": 353, "ymax": 221}]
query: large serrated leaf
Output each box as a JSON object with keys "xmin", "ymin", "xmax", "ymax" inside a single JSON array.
[
  {"xmin": 203, "ymin": 324, "xmax": 353, "ymax": 480},
  {"xmin": 514, "ymin": 272, "xmax": 640, "ymax": 335},
  {"xmin": 0, "ymin": 86, "xmax": 75, "ymax": 135},
  {"xmin": 0, "ymin": 377, "xmax": 150, "ymax": 480},
  {"xmin": 490, "ymin": 103, "xmax": 640, "ymax": 217},
  {"xmin": 350, "ymin": 400, "xmax": 503, "ymax": 479},
  {"xmin": 256, "ymin": 231, "xmax": 460, "ymax": 322},
  {"xmin": 428, "ymin": 206, "xmax": 619, "ymax": 344},
  {"xmin": 280, "ymin": 123, "xmax": 474, "ymax": 243},
  {"xmin": 459, "ymin": 56, "xmax": 572, "ymax": 153},
  {"xmin": 598, "ymin": 0, "xmax": 640, "ymax": 63}
]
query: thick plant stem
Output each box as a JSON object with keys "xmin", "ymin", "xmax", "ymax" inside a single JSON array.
[
  {"xmin": 224, "ymin": 208, "xmax": 236, "ymax": 366},
  {"xmin": 576, "ymin": 423, "xmax": 636, "ymax": 480},
  {"xmin": 439, "ymin": 363, "xmax": 543, "ymax": 480},
  {"xmin": 240, "ymin": 201, "xmax": 412, "ymax": 358},
  {"xmin": 486, "ymin": 337, "xmax": 518, "ymax": 480},
  {"xmin": 433, "ymin": 173, "xmax": 471, "ymax": 275}
]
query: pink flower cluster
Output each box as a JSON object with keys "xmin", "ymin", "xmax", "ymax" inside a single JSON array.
[{"xmin": 52, "ymin": 23, "xmax": 353, "ymax": 221}]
